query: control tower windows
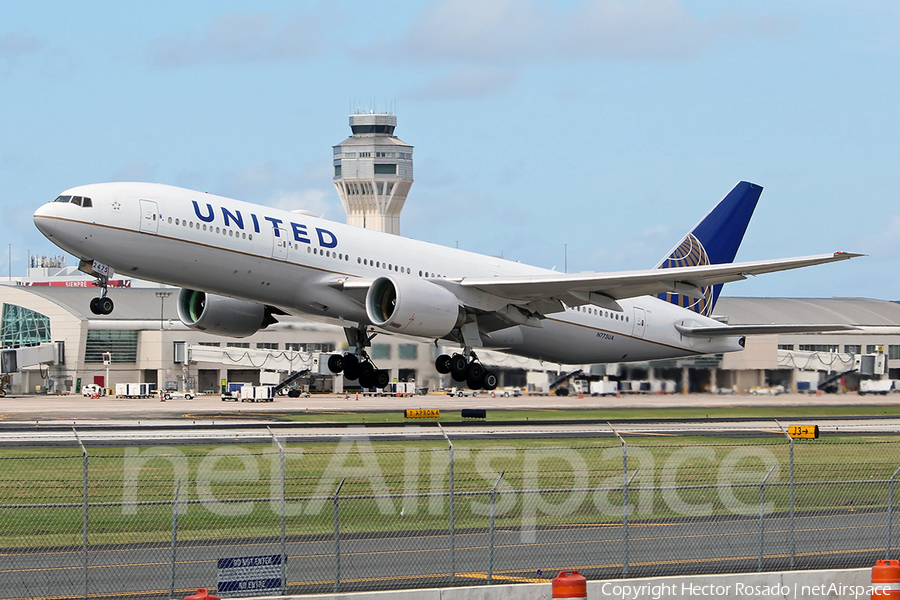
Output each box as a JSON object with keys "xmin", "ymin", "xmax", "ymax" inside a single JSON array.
[
  {"xmin": 351, "ymin": 124, "xmax": 395, "ymax": 135},
  {"xmin": 374, "ymin": 164, "xmax": 397, "ymax": 175}
]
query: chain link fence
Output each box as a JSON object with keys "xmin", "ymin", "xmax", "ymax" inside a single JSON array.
[{"xmin": 1, "ymin": 432, "xmax": 899, "ymax": 599}]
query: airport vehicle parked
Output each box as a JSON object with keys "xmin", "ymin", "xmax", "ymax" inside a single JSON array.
[
  {"xmin": 446, "ymin": 387, "xmax": 478, "ymax": 397},
  {"xmin": 115, "ymin": 383, "xmax": 154, "ymax": 398},
  {"xmin": 858, "ymin": 380, "xmax": 895, "ymax": 395}
]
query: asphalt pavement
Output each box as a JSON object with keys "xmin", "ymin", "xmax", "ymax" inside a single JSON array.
[{"xmin": 2, "ymin": 391, "xmax": 899, "ymax": 422}]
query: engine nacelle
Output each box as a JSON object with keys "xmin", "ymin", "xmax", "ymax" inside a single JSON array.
[
  {"xmin": 177, "ymin": 289, "xmax": 272, "ymax": 338},
  {"xmin": 366, "ymin": 276, "xmax": 464, "ymax": 338}
]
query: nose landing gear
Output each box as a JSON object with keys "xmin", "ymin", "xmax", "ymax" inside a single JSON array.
[{"xmin": 89, "ymin": 274, "xmax": 114, "ymax": 315}]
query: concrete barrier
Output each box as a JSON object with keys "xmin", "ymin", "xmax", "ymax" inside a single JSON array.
[{"xmin": 238, "ymin": 567, "xmax": 876, "ymax": 600}]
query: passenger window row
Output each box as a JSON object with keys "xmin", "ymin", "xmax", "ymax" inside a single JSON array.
[
  {"xmin": 357, "ymin": 256, "xmax": 414, "ymax": 275},
  {"xmin": 568, "ymin": 304, "xmax": 629, "ymax": 322},
  {"xmin": 159, "ymin": 213, "xmax": 448, "ymax": 279},
  {"xmin": 309, "ymin": 247, "xmax": 350, "ymax": 261},
  {"xmin": 166, "ymin": 216, "xmax": 253, "ymax": 240}
]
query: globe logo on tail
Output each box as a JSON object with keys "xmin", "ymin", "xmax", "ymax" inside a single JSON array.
[{"xmin": 656, "ymin": 233, "xmax": 714, "ymax": 316}]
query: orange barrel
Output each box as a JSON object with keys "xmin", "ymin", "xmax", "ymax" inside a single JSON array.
[
  {"xmin": 184, "ymin": 589, "xmax": 220, "ymax": 600},
  {"xmin": 872, "ymin": 560, "xmax": 900, "ymax": 600},
  {"xmin": 552, "ymin": 570, "xmax": 587, "ymax": 599}
]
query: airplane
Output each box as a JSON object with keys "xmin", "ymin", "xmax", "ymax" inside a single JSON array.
[{"xmin": 33, "ymin": 180, "xmax": 860, "ymax": 390}]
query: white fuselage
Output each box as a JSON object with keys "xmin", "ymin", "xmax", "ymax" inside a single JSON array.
[{"xmin": 33, "ymin": 182, "xmax": 743, "ymax": 364}]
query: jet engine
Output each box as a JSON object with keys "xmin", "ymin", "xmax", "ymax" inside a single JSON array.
[
  {"xmin": 366, "ymin": 276, "xmax": 464, "ymax": 338},
  {"xmin": 177, "ymin": 289, "xmax": 275, "ymax": 338}
]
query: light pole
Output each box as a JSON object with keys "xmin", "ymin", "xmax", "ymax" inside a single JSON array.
[
  {"xmin": 155, "ymin": 291, "xmax": 172, "ymax": 329},
  {"xmin": 155, "ymin": 291, "xmax": 173, "ymax": 394}
]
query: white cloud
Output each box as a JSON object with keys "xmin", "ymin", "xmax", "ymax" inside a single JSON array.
[
  {"xmin": 377, "ymin": 0, "xmax": 794, "ymax": 66},
  {"xmin": 0, "ymin": 31, "xmax": 42, "ymax": 75},
  {"xmin": 211, "ymin": 161, "xmax": 342, "ymax": 221},
  {"xmin": 267, "ymin": 189, "xmax": 336, "ymax": 221},
  {"xmin": 148, "ymin": 11, "xmax": 328, "ymax": 67},
  {"xmin": 407, "ymin": 66, "xmax": 519, "ymax": 100},
  {"xmin": 397, "ymin": 0, "xmax": 547, "ymax": 65}
]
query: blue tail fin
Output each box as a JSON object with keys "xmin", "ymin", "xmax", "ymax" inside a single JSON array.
[{"xmin": 655, "ymin": 181, "xmax": 763, "ymax": 316}]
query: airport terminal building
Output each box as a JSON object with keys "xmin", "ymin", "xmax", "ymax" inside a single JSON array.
[{"xmin": 3, "ymin": 275, "xmax": 900, "ymax": 397}]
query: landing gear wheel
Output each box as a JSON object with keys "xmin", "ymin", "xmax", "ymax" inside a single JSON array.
[
  {"xmin": 327, "ymin": 354, "xmax": 344, "ymax": 374},
  {"xmin": 466, "ymin": 362, "xmax": 486, "ymax": 389},
  {"xmin": 450, "ymin": 353, "xmax": 468, "ymax": 382},
  {"xmin": 359, "ymin": 371, "xmax": 376, "ymax": 389},
  {"xmin": 344, "ymin": 363, "xmax": 360, "ymax": 381},
  {"xmin": 98, "ymin": 297, "xmax": 114, "ymax": 315},
  {"xmin": 342, "ymin": 354, "xmax": 359, "ymax": 371},
  {"xmin": 466, "ymin": 375, "xmax": 485, "ymax": 389},
  {"xmin": 466, "ymin": 362, "xmax": 485, "ymax": 381},
  {"xmin": 450, "ymin": 354, "xmax": 468, "ymax": 373},
  {"xmin": 483, "ymin": 371, "xmax": 499, "ymax": 391},
  {"xmin": 90, "ymin": 297, "xmax": 101, "ymax": 315},
  {"xmin": 359, "ymin": 361, "xmax": 375, "ymax": 380},
  {"xmin": 375, "ymin": 369, "xmax": 390, "ymax": 388},
  {"xmin": 435, "ymin": 354, "xmax": 452, "ymax": 374},
  {"xmin": 451, "ymin": 367, "xmax": 467, "ymax": 383}
]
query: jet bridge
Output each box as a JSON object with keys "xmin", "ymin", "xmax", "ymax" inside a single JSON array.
[
  {"xmin": 0, "ymin": 342, "xmax": 63, "ymax": 395},
  {"xmin": 0, "ymin": 342, "xmax": 62, "ymax": 374}
]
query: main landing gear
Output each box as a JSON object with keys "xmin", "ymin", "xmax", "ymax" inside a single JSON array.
[
  {"xmin": 89, "ymin": 273, "xmax": 114, "ymax": 315},
  {"xmin": 327, "ymin": 352, "xmax": 390, "ymax": 389},
  {"xmin": 327, "ymin": 325, "xmax": 389, "ymax": 389},
  {"xmin": 435, "ymin": 352, "xmax": 498, "ymax": 391}
]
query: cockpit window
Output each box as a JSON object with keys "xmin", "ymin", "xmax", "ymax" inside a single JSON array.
[{"xmin": 51, "ymin": 195, "xmax": 92, "ymax": 207}]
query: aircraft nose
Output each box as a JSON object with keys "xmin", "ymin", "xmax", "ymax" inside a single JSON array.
[{"xmin": 33, "ymin": 203, "xmax": 58, "ymax": 237}]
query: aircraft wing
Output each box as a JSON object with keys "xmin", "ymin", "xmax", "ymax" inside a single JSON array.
[
  {"xmin": 456, "ymin": 252, "xmax": 862, "ymax": 310},
  {"xmin": 675, "ymin": 323, "xmax": 860, "ymax": 337}
]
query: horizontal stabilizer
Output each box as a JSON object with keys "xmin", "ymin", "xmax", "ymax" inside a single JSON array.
[{"xmin": 675, "ymin": 323, "xmax": 860, "ymax": 337}]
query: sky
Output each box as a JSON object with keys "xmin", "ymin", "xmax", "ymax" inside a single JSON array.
[{"xmin": 1, "ymin": 0, "xmax": 898, "ymax": 300}]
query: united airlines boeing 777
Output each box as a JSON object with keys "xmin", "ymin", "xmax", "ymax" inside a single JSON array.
[{"xmin": 33, "ymin": 181, "xmax": 859, "ymax": 390}]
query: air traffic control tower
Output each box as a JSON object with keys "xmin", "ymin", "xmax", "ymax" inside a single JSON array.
[{"xmin": 333, "ymin": 112, "xmax": 413, "ymax": 235}]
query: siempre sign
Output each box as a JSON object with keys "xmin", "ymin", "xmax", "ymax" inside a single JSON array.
[
  {"xmin": 788, "ymin": 425, "xmax": 819, "ymax": 439},
  {"xmin": 405, "ymin": 409, "xmax": 440, "ymax": 419},
  {"xmin": 217, "ymin": 554, "xmax": 283, "ymax": 596}
]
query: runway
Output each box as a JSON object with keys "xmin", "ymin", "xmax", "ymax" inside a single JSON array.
[
  {"xmin": 2, "ymin": 391, "xmax": 900, "ymax": 421},
  {"xmin": 1, "ymin": 390, "xmax": 898, "ymax": 446},
  {"xmin": 1, "ymin": 416, "xmax": 899, "ymax": 447}
]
